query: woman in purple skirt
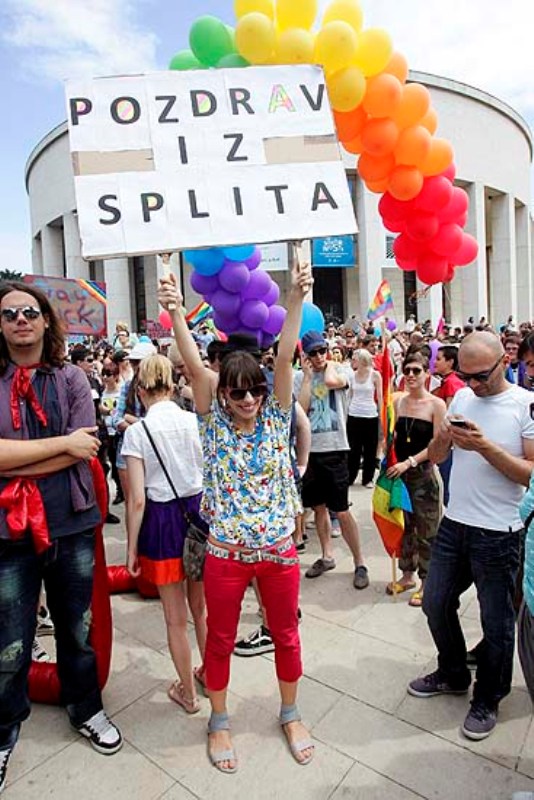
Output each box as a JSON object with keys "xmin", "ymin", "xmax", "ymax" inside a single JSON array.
[{"xmin": 123, "ymin": 354, "xmax": 206, "ymax": 713}]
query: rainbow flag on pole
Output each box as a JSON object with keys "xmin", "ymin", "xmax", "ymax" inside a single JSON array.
[
  {"xmin": 367, "ymin": 279, "xmax": 394, "ymax": 321},
  {"xmin": 185, "ymin": 301, "xmax": 211, "ymax": 326}
]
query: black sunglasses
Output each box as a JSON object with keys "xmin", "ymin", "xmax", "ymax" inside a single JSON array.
[
  {"xmin": 457, "ymin": 356, "xmax": 504, "ymax": 383},
  {"xmin": 227, "ymin": 384, "xmax": 268, "ymax": 401},
  {"xmin": 102, "ymin": 369, "xmax": 117, "ymax": 377},
  {"xmin": 403, "ymin": 366, "xmax": 424, "ymax": 376},
  {"xmin": 1, "ymin": 305, "xmax": 42, "ymax": 322},
  {"xmin": 85, "ymin": 357, "xmax": 94, "ymax": 363},
  {"xmin": 309, "ymin": 347, "xmax": 328, "ymax": 357}
]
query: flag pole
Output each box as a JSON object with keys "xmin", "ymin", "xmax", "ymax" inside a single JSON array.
[
  {"xmin": 160, "ymin": 253, "xmax": 176, "ymax": 311},
  {"xmin": 391, "ymin": 553, "xmax": 398, "ymax": 601}
]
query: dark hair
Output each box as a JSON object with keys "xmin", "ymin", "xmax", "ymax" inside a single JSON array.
[
  {"xmin": 70, "ymin": 346, "xmax": 91, "ymax": 366},
  {"xmin": 437, "ymin": 345, "xmax": 459, "ymax": 370},
  {"xmin": 519, "ymin": 332, "xmax": 534, "ymax": 361},
  {"xmin": 0, "ymin": 281, "xmax": 66, "ymax": 375},
  {"xmin": 218, "ymin": 351, "xmax": 265, "ymax": 400},
  {"xmin": 206, "ymin": 339, "xmax": 226, "ymax": 365},
  {"xmin": 402, "ymin": 349, "xmax": 429, "ymax": 372},
  {"xmin": 112, "ymin": 349, "xmax": 129, "ymax": 364}
]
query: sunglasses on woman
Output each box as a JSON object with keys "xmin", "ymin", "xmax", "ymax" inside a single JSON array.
[
  {"xmin": 403, "ymin": 366, "xmax": 424, "ymax": 376},
  {"xmin": 1, "ymin": 306, "xmax": 42, "ymax": 322},
  {"xmin": 227, "ymin": 384, "xmax": 268, "ymax": 401},
  {"xmin": 102, "ymin": 370, "xmax": 118, "ymax": 377}
]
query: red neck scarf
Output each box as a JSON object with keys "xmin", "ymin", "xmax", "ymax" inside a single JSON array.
[
  {"xmin": 10, "ymin": 365, "xmax": 48, "ymax": 430},
  {"xmin": 0, "ymin": 478, "xmax": 50, "ymax": 553}
]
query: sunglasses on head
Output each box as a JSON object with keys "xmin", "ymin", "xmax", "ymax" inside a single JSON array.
[
  {"xmin": 1, "ymin": 306, "xmax": 42, "ymax": 322},
  {"xmin": 227, "ymin": 384, "xmax": 268, "ymax": 402},
  {"xmin": 457, "ymin": 355, "xmax": 503, "ymax": 383},
  {"xmin": 308, "ymin": 347, "xmax": 328, "ymax": 357},
  {"xmin": 403, "ymin": 366, "xmax": 424, "ymax": 376}
]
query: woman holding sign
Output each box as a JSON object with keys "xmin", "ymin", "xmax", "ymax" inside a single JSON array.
[{"xmin": 158, "ymin": 261, "xmax": 314, "ymax": 773}]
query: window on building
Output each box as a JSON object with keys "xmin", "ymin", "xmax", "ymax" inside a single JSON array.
[
  {"xmin": 386, "ymin": 235, "xmax": 396, "ymax": 261},
  {"xmin": 132, "ymin": 257, "xmax": 146, "ymax": 331}
]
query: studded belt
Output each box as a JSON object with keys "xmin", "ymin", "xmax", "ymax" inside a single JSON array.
[{"xmin": 206, "ymin": 538, "xmax": 299, "ymax": 566}]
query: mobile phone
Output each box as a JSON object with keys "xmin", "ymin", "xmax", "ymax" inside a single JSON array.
[{"xmin": 449, "ymin": 419, "xmax": 469, "ymax": 428}]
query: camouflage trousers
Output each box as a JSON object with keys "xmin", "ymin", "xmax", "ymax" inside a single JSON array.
[{"xmin": 399, "ymin": 462, "xmax": 441, "ymax": 580}]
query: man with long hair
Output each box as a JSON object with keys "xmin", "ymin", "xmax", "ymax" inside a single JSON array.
[{"xmin": 0, "ymin": 282, "xmax": 122, "ymax": 794}]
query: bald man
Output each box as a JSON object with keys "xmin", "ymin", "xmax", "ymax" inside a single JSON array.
[{"xmin": 407, "ymin": 332, "xmax": 534, "ymax": 741}]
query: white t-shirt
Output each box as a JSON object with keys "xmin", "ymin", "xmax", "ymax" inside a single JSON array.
[
  {"xmin": 121, "ymin": 400, "xmax": 203, "ymax": 502},
  {"xmin": 447, "ymin": 385, "xmax": 534, "ymax": 531}
]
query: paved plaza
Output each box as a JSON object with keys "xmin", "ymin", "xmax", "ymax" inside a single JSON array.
[{"xmin": 4, "ymin": 484, "xmax": 534, "ymax": 800}]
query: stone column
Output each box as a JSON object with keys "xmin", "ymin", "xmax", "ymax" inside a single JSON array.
[
  {"xmin": 143, "ymin": 255, "xmax": 160, "ymax": 322},
  {"xmin": 41, "ymin": 224, "xmax": 64, "ymax": 278},
  {"xmin": 416, "ymin": 281, "xmax": 443, "ymax": 330},
  {"xmin": 356, "ymin": 179, "xmax": 385, "ymax": 318},
  {"xmin": 63, "ymin": 212, "xmax": 89, "ymax": 279},
  {"xmin": 32, "ymin": 235, "xmax": 43, "ymax": 274},
  {"xmin": 515, "ymin": 203, "xmax": 532, "ymax": 323},
  {"xmin": 489, "ymin": 193, "xmax": 516, "ymax": 325},
  {"xmin": 103, "ymin": 257, "xmax": 132, "ymax": 338},
  {"xmin": 460, "ymin": 182, "xmax": 487, "ymax": 323}
]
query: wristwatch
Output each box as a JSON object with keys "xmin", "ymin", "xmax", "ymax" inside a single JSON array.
[{"xmin": 407, "ymin": 456, "xmax": 417, "ymax": 468}]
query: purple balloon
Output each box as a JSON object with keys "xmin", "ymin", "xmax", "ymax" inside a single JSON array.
[
  {"xmin": 211, "ymin": 289, "xmax": 241, "ymax": 318},
  {"xmin": 264, "ymin": 304, "xmax": 287, "ymax": 335},
  {"xmin": 213, "ymin": 311, "xmax": 239, "ymax": 333},
  {"xmin": 386, "ymin": 319, "xmax": 397, "ymax": 331},
  {"xmin": 218, "ymin": 261, "xmax": 251, "ymax": 294},
  {"xmin": 190, "ymin": 270, "xmax": 220, "ymax": 296},
  {"xmin": 263, "ymin": 282, "xmax": 280, "ymax": 307},
  {"xmin": 244, "ymin": 247, "xmax": 262, "ymax": 271},
  {"xmin": 241, "ymin": 269, "xmax": 272, "ymax": 301},
  {"xmin": 429, "ymin": 339, "xmax": 441, "ymax": 373},
  {"xmin": 240, "ymin": 300, "xmax": 269, "ymax": 329},
  {"xmin": 259, "ymin": 332, "xmax": 276, "ymax": 349}
]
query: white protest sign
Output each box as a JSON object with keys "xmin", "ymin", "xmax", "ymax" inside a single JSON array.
[{"xmin": 65, "ymin": 65, "xmax": 357, "ymax": 259}]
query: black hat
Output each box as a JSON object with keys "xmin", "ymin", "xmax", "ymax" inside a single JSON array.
[{"xmin": 222, "ymin": 333, "xmax": 261, "ymax": 359}]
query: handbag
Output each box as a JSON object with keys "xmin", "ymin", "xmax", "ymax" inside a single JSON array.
[{"xmin": 141, "ymin": 421, "xmax": 208, "ymax": 581}]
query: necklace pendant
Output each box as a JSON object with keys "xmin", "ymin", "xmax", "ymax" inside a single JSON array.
[{"xmin": 407, "ymin": 435, "xmax": 411, "ymax": 443}]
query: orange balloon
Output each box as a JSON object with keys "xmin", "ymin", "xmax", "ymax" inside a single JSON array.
[
  {"xmin": 421, "ymin": 138, "xmax": 454, "ymax": 176},
  {"xmin": 383, "ymin": 52, "xmax": 408, "ymax": 84},
  {"xmin": 361, "ymin": 118, "xmax": 399, "ymax": 156},
  {"xmin": 333, "ymin": 106, "xmax": 368, "ymax": 142},
  {"xmin": 365, "ymin": 177, "xmax": 390, "ymax": 193},
  {"xmin": 394, "ymin": 83, "xmax": 431, "ymax": 129},
  {"xmin": 388, "ymin": 165, "xmax": 424, "ymax": 201},
  {"xmin": 395, "ymin": 125, "xmax": 432, "ymax": 167},
  {"xmin": 362, "ymin": 74, "xmax": 402, "ymax": 118},
  {"xmin": 358, "ymin": 151, "xmax": 395, "ymax": 182},
  {"xmin": 343, "ymin": 133, "xmax": 364, "ymax": 154},
  {"xmin": 420, "ymin": 107, "xmax": 438, "ymax": 135}
]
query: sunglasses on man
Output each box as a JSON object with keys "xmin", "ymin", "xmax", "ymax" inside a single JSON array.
[
  {"xmin": 308, "ymin": 347, "xmax": 328, "ymax": 357},
  {"xmin": 1, "ymin": 306, "xmax": 42, "ymax": 322},
  {"xmin": 457, "ymin": 356, "xmax": 504, "ymax": 383},
  {"xmin": 227, "ymin": 384, "xmax": 268, "ymax": 401}
]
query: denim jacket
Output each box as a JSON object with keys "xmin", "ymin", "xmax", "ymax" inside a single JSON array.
[{"xmin": 0, "ymin": 362, "xmax": 97, "ymax": 538}]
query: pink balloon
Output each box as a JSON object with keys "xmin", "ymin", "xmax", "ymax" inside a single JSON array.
[
  {"xmin": 240, "ymin": 300, "xmax": 269, "ymax": 329},
  {"xmin": 430, "ymin": 223, "xmax": 464, "ymax": 257},
  {"xmin": 218, "ymin": 262, "xmax": 251, "ymax": 293},
  {"xmin": 264, "ymin": 304, "xmax": 287, "ymax": 335},
  {"xmin": 453, "ymin": 233, "xmax": 478, "ymax": 266},
  {"xmin": 439, "ymin": 187, "xmax": 469, "ymax": 224},
  {"xmin": 159, "ymin": 310, "xmax": 173, "ymax": 329},
  {"xmin": 414, "ymin": 176, "xmax": 453, "ymax": 213},
  {"xmin": 241, "ymin": 269, "xmax": 272, "ymax": 301},
  {"xmin": 406, "ymin": 212, "xmax": 440, "ymax": 242},
  {"xmin": 441, "ymin": 163, "xmax": 456, "ymax": 182},
  {"xmin": 263, "ymin": 282, "xmax": 280, "ymax": 307}
]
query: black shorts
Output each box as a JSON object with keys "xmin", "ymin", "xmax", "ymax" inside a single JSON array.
[{"xmin": 301, "ymin": 451, "xmax": 350, "ymax": 513}]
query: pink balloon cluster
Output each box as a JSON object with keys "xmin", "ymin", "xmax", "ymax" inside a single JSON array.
[
  {"xmin": 190, "ymin": 246, "xmax": 286, "ymax": 348},
  {"xmin": 379, "ymin": 164, "xmax": 478, "ymax": 285}
]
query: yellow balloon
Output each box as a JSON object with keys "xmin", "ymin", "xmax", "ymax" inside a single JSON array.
[
  {"xmin": 327, "ymin": 66, "xmax": 366, "ymax": 112},
  {"xmin": 276, "ymin": 0, "xmax": 318, "ymax": 31},
  {"xmin": 314, "ymin": 21, "xmax": 358, "ymax": 75},
  {"xmin": 234, "ymin": 0, "xmax": 275, "ymax": 20},
  {"xmin": 235, "ymin": 12, "xmax": 277, "ymax": 64},
  {"xmin": 275, "ymin": 28, "xmax": 315, "ymax": 64},
  {"xmin": 352, "ymin": 28, "xmax": 393, "ymax": 77},
  {"xmin": 323, "ymin": 0, "xmax": 363, "ymax": 33}
]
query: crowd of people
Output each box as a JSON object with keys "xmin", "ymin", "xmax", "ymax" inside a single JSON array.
[{"xmin": 3, "ymin": 274, "xmax": 534, "ymax": 791}]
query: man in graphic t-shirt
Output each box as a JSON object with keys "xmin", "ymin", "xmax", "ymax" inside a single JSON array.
[{"xmin": 294, "ymin": 331, "xmax": 369, "ymax": 590}]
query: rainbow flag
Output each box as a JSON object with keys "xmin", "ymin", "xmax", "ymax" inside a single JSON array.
[
  {"xmin": 367, "ymin": 279, "xmax": 394, "ymax": 321},
  {"xmin": 186, "ymin": 301, "xmax": 211, "ymax": 326}
]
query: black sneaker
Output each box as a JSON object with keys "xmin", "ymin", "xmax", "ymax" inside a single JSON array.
[
  {"xmin": 0, "ymin": 744, "xmax": 13, "ymax": 794},
  {"xmin": 408, "ymin": 669, "xmax": 470, "ymax": 698},
  {"xmin": 105, "ymin": 512, "xmax": 121, "ymax": 525},
  {"xmin": 36, "ymin": 605, "xmax": 54, "ymax": 636},
  {"xmin": 305, "ymin": 557, "xmax": 336, "ymax": 578},
  {"xmin": 74, "ymin": 710, "xmax": 123, "ymax": 755},
  {"xmin": 234, "ymin": 625, "xmax": 274, "ymax": 657},
  {"xmin": 112, "ymin": 493, "xmax": 124, "ymax": 506},
  {"xmin": 353, "ymin": 565, "xmax": 369, "ymax": 590},
  {"xmin": 466, "ymin": 648, "xmax": 478, "ymax": 670},
  {"xmin": 462, "ymin": 702, "xmax": 498, "ymax": 740}
]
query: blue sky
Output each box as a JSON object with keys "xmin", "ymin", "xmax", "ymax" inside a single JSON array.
[{"xmin": 1, "ymin": 0, "xmax": 532, "ymax": 273}]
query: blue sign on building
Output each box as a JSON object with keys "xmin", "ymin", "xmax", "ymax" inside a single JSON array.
[{"xmin": 312, "ymin": 235, "xmax": 355, "ymax": 268}]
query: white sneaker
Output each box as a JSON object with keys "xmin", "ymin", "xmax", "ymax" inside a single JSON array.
[
  {"xmin": 74, "ymin": 710, "xmax": 123, "ymax": 755},
  {"xmin": 36, "ymin": 606, "xmax": 54, "ymax": 636},
  {"xmin": 0, "ymin": 745, "xmax": 14, "ymax": 794},
  {"xmin": 331, "ymin": 520, "xmax": 342, "ymax": 538},
  {"xmin": 31, "ymin": 638, "xmax": 50, "ymax": 663}
]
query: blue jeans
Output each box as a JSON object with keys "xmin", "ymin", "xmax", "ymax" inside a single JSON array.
[
  {"xmin": 0, "ymin": 531, "xmax": 102, "ymax": 749},
  {"xmin": 423, "ymin": 516, "xmax": 520, "ymax": 708}
]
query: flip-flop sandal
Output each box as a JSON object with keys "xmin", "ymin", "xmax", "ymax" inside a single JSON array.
[
  {"xmin": 386, "ymin": 580, "xmax": 416, "ymax": 595},
  {"xmin": 208, "ymin": 712, "xmax": 237, "ymax": 774},
  {"xmin": 167, "ymin": 681, "xmax": 200, "ymax": 714},
  {"xmin": 408, "ymin": 591, "xmax": 424, "ymax": 607},
  {"xmin": 193, "ymin": 666, "xmax": 208, "ymax": 697},
  {"xmin": 280, "ymin": 704, "xmax": 315, "ymax": 766}
]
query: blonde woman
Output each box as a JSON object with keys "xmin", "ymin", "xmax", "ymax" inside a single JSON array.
[
  {"xmin": 347, "ymin": 349, "xmax": 383, "ymax": 487},
  {"xmin": 122, "ymin": 355, "xmax": 207, "ymax": 712}
]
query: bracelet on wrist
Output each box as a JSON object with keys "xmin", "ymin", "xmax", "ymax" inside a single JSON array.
[{"xmin": 407, "ymin": 456, "xmax": 417, "ymax": 468}]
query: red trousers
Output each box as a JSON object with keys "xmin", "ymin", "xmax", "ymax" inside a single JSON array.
[{"xmin": 203, "ymin": 544, "xmax": 302, "ymax": 691}]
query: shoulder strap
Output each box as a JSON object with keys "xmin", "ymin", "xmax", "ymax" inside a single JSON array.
[
  {"xmin": 141, "ymin": 420, "xmax": 181, "ymax": 504},
  {"xmin": 525, "ymin": 508, "xmax": 534, "ymax": 532}
]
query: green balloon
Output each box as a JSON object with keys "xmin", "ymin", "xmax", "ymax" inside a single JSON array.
[
  {"xmin": 217, "ymin": 53, "xmax": 250, "ymax": 68},
  {"xmin": 168, "ymin": 50, "xmax": 202, "ymax": 71},
  {"xmin": 189, "ymin": 16, "xmax": 234, "ymax": 67}
]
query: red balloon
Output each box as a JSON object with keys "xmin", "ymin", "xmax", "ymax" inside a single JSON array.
[
  {"xmin": 444, "ymin": 265, "xmax": 456, "ymax": 282},
  {"xmin": 396, "ymin": 256, "xmax": 417, "ymax": 271},
  {"xmin": 416, "ymin": 253, "xmax": 449, "ymax": 285},
  {"xmin": 379, "ymin": 192, "xmax": 413, "ymax": 222},
  {"xmin": 383, "ymin": 217, "xmax": 406, "ymax": 234},
  {"xmin": 430, "ymin": 223, "xmax": 464, "ymax": 257},
  {"xmin": 414, "ymin": 176, "xmax": 453, "ymax": 213},
  {"xmin": 453, "ymin": 233, "xmax": 478, "ymax": 266},
  {"xmin": 159, "ymin": 310, "xmax": 173, "ymax": 329},
  {"xmin": 406, "ymin": 211, "xmax": 439, "ymax": 242},
  {"xmin": 440, "ymin": 187, "xmax": 469, "ymax": 224},
  {"xmin": 393, "ymin": 232, "xmax": 422, "ymax": 261},
  {"xmin": 442, "ymin": 163, "xmax": 457, "ymax": 182}
]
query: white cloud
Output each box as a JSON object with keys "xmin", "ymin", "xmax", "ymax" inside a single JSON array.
[
  {"xmin": 2, "ymin": 0, "xmax": 159, "ymax": 81},
  {"xmin": 318, "ymin": 0, "xmax": 534, "ymax": 128}
]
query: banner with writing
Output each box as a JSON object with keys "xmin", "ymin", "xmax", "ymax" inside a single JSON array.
[
  {"xmin": 66, "ymin": 65, "xmax": 357, "ymax": 259},
  {"xmin": 24, "ymin": 275, "xmax": 107, "ymax": 337}
]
